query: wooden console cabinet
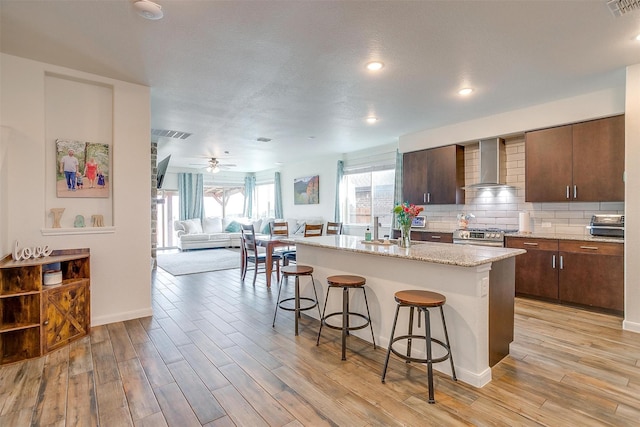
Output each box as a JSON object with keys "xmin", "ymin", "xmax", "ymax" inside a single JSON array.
[
  {"xmin": 0, "ymin": 249, "xmax": 90, "ymax": 364},
  {"xmin": 506, "ymin": 237, "xmax": 623, "ymax": 314}
]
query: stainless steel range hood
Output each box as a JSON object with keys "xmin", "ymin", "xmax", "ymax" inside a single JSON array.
[{"xmin": 464, "ymin": 138, "xmax": 514, "ymax": 189}]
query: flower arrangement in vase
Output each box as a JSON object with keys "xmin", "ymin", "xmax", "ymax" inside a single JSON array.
[{"xmin": 393, "ymin": 202, "xmax": 424, "ymax": 248}]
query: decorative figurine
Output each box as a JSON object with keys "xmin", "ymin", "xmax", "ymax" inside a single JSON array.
[
  {"xmin": 50, "ymin": 208, "xmax": 65, "ymax": 228},
  {"xmin": 74, "ymin": 215, "xmax": 85, "ymax": 228},
  {"xmin": 92, "ymin": 214, "xmax": 104, "ymax": 227}
]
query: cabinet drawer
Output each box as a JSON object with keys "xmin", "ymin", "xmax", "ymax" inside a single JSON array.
[
  {"xmin": 559, "ymin": 240, "xmax": 623, "ymax": 256},
  {"xmin": 505, "ymin": 237, "xmax": 558, "ymax": 251}
]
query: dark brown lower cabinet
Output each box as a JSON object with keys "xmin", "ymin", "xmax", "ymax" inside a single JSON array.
[
  {"xmin": 558, "ymin": 241, "xmax": 624, "ymax": 313},
  {"xmin": 506, "ymin": 237, "xmax": 623, "ymax": 314},
  {"xmin": 393, "ymin": 230, "xmax": 453, "ymax": 243},
  {"xmin": 505, "ymin": 237, "xmax": 559, "ymax": 300}
]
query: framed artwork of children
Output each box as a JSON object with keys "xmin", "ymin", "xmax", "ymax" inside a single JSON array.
[{"xmin": 56, "ymin": 139, "xmax": 110, "ymax": 198}]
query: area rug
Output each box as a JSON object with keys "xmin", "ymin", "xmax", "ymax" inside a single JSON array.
[{"xmin": 157, "ymin": 249, "xmax": 241, "ymax": 276}]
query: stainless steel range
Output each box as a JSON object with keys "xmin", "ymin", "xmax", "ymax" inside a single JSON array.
[{"xmin": 452, "ymin": 228, "xmax": 516, "ymax": 247}]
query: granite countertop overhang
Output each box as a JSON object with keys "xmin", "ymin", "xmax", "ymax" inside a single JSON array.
[{"xmin": 293, "ymin": 235, "xmax": 525, "ymax": 268}]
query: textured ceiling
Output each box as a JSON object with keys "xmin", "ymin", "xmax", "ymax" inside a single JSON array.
[{"xmin": 1, "ymin": 1, "xmax": 639, "ymax": 172}]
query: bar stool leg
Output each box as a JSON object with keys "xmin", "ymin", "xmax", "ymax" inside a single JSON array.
[
  {"xmin": 272, "ymin": 274, "xmax": 286, "ymax": 327},
  {"xmin": 362, "ymin": 287, "xmax": 376, "ymax": 348},
  {"xmin": 311, "ymin": 275, "xmax": 322, "ymax": 320},
  {"xmin": 423, "ymin": 307, "xmax": 435, "ymax": 404},
  {"xmin": 294, "ymin": 276, "xmax": 300, "ymax": 335},
  {"xmin": 316, "ymin": 286, "xmax": 331, "ymax": 345},
  {"xmin": 341, "ymin": 287, "xmax": 348, "ymax": 360},
  {"xmin": 440, "ymin": 306, "xmax": 457, "ymax": 381},
  {"xmin": 406, "ymin": 306, "xmax": 415, "ymax": 362},
  {"xmin": 381, "ymin": 303, "xmax": 401, "ymax": 383}
]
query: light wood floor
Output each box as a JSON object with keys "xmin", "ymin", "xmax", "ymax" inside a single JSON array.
[{"xmin": 2, "ymin": 266, "xmax": 640, "ymax": 426}]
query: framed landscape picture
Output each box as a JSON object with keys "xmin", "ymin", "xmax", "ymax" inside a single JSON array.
[
  {"xmin": 56, "ymin": 139, "xmax": 110, "ymax": 198},
  {"xmin": 294, "ymin": 175, "xmax": 319, "ymax": 205}
]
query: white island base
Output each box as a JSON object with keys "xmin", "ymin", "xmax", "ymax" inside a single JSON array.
[{"xmin": 293, "ymin": 235, "xmax": 524, "ymax": 388}]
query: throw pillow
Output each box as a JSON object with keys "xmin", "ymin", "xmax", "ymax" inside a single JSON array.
[
  {"xmin": 184, "ymin": 218, "xmax": 203, "ymax": 234},
  {"xmin": 203, "ymin": 217, "xmax": 223, "ymax": 234},
  {"xmin": 225, "ymin": 220, "xmax": 241, "ymax": 232},
  {"xmin": 294, "ymin": 222, "xmax": 306, "ymax": 235},
  {"xmin": 261, "ymin": 220, "xmax": 273, "ymax": 234}
]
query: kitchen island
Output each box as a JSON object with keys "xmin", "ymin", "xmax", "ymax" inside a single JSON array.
[{"xmin": 292, "ymin": 235, "xmax": 525, "ymax": 388}]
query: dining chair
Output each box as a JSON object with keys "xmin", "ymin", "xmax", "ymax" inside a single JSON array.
[
  {"xmin": 304, "ymin": 223, "xmax": 324, "ymax": 237},
  {"xmin": 326, "ymin": 221, "xmax": 343, "ymax": 235},
  {"xmin": 240, "ymin": 223, "xmax": 281, "ymax": 286}
]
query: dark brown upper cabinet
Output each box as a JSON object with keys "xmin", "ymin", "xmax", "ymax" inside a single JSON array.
[
  {"xmin": 402, "ymin": 145, "xmax": 464, "ymax": 205},
  {"xmin": 525, "ymin": 115, "xmax": 625, "ymax": 202}
]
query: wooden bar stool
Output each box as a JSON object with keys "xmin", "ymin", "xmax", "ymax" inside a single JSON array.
[
  {"xmin": 381, "ymin": 290, "xmax": 457, "ymax": 404},
  {"xmin": 316, "ymin": 275, "xmax": 376, "ymax": 361},
  {"xmin": 272, "ymin": 265, "xmax": 321, "ymax": 335}
]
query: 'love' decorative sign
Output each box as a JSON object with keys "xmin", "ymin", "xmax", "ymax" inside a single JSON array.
[{"xmin": 12, "ymin": 241, "xmax": 53, "ymax": 261}]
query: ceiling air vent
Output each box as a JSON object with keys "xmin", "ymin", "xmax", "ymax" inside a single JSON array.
[
  {"xmin": 151, "ymin": 129, "xmax": 192, "ymax": 140},
  {"xmin": 607, "ymin": 0, "xmax": 640, "ymax": 16}
]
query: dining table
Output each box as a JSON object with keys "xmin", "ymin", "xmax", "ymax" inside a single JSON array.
[{"xmin": 253, "ymin": 235, "xmax": 294, "ymax": 287}]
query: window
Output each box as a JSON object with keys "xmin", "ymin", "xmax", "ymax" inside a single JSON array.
[
  {"xmin": 255, "ymin": 182, "xmax": 275, "ymax": 218},
  {"xmin": 203, "ymin": 186, "xmax": 244, "ymax": 218},
  {"xmin": 343, "ymin": 167, "xmax": 395, "ymax": 227},
  {"xmin": 156, "ymin": 190, "xmax": 179, "ymax": 249}
]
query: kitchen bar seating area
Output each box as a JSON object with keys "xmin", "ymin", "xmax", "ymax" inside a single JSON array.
[{"xmin": 2, "ymin": 265, "xmax": 637, "ymax": 425}]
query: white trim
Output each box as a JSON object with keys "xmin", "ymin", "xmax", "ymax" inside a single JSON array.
[
  {"xmin": 41, "ymin": 226, "xmax": 116, "ymax": 236},
  {"xmin": 92, "ymin": 307, "xmax": 153, "ymax": 327},
  {"xmin": 622, "ymin": 320, "xmax": 640, "ymax": 334}
]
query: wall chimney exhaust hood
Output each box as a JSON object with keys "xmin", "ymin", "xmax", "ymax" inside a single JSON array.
[{"xmin": 463, "ymin": 138, "xmax": 514, "ymax": 189}]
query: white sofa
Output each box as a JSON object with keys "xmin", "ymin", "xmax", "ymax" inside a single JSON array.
[{"xmin": 174, "ymin": 217, "xmax": 273, "ymax": 251}]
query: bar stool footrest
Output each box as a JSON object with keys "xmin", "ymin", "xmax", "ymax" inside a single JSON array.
[
  {"xmin": 389, "ymin": 334, "xmax": 452, "ymax": 365},
  {"xmin": 322, "ymin": 312, "xmax": 371, "ymax": 332},
  {"xmin": 278, "ymin": 297, "xmax": 318, "ymax": 312}
]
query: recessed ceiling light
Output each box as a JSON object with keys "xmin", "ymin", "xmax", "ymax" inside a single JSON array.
[
  {"xmin": 635, "ymin": 34, "xmax": 640, "ymax": 41},
  {"xmin": 458, "ymin": 88, "xmax": 474, "ymax": 96},
  {"xmin": 133, "ymin": 0, "xmax": 164, "ymax": 20},
  {"xmin": 366, "ymin": 116, "xmax": 378, "ymax": 124},
  {"xmin": 366, "ymin": 61, "xmax": 384, "ymax": 71}
]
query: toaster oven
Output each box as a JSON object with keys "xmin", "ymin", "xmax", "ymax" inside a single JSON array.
[{"xmin": 588, "ymin": 214, "xmax": 624, "ymax": 238}]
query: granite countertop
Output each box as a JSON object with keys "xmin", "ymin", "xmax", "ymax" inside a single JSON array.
[
  {"xmin": 505, "ymin": 232, "xmax": 624, "ymax": 244},
  {"xmin": 292, "ymin": 235, "xmax": 525, "ymax": 268}
]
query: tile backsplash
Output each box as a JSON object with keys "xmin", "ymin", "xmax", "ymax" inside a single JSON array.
[{"xmin": 422, "ymin": 135, "xmax": 624, "ymax": 236}]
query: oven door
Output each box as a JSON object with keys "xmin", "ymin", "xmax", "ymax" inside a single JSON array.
[{"xmin": 452, "ymin": 239, "xmax": 504, "ymax": 248}]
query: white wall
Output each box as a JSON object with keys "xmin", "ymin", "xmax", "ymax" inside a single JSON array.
[
  {"xmin": 624, "ymin": 64, "xmax": 640, "ymax": 332},
  {"xmin": 0, "ymin": 53, "xmax": 152, "ymax": 326},
  {"xmin": 399, "ymin": 88, "xmax": 625, "ymax": 152},
  {"xmin": 279, "ymin": 154, "xmax": 341, "ymax": 222}
]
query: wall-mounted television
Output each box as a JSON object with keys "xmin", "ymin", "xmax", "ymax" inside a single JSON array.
[{"xmin": 157, "ymin": 155, "xmax": 171, "ymax": 189}]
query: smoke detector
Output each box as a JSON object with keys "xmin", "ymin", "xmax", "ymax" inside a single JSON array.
[{"xmin": 134, "ymin": 0, "xmax": 164, "ymax": 20}]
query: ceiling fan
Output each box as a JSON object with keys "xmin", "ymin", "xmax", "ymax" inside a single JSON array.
[{"xmin": 200, "ymin": 157, "xmax": 236, "ymax": 173}]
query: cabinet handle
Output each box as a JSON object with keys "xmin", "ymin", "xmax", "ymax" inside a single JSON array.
[
  {"xmin": 430, "ymin": 235, "xmax": 441, "ymax": 239},
  {"xmin": 423, "ymin": 193, "xmax": 426, "ymax": 203},
  {"xmin": 427, "ymin": 193, "xmax": 431, "ymax": 203},
  {"xmin": 579, "ymin": 246, "xmax": 599, "ymax": 250},
  {"xmin": 523, "ymin": 242, "xmax": 538, "ymax": 246},
  {"xmin": 566, "ymin": 186, "xmax": 570, "ymax": 199},
  {"xmin": 43, "ymin": 320, "xmax": 49, "ymax": 326},
  {"xmin": 552, "ymin": 255, "xmax": 556, "ymax": 269},
  {"xmin": 559, "ymin": 255, "xmax": 564, "ymax": 270},
  {"xmin": 574, "ymin": 185, "xmax": 577, "ymax": 199}
]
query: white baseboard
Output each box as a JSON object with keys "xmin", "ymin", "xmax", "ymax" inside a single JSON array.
[
  {"xmin": 622, "ymin": 319, "xmax": 640, "ymax": 334},
  {"xmin": 91, "ymin": 307, "xmax": 153, "ymax": 327}
]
